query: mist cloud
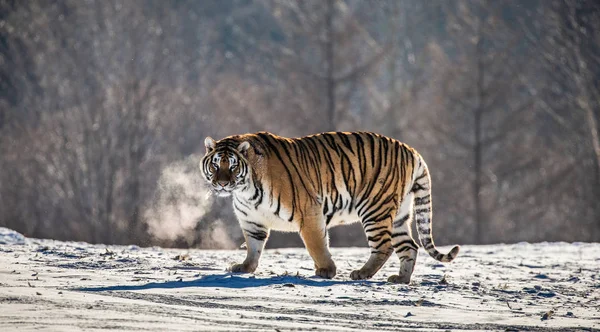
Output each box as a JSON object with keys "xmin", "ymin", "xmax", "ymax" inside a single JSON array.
[{"xmin": 143, "ymin": 154, "xmax": 223, "ymax": 246}]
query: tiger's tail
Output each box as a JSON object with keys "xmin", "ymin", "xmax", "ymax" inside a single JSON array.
[{"xmin": 412, "ymin": 155, "xmax": 460, "ymax": 263}]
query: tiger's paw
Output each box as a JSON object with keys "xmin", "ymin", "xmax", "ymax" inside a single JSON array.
[
  {"xmin": 229, "ymin": 262, "xmax": 257, "ymax": 274},
  {"xmin": 350, "ymin": 269, "xmax": 374, "ymax": 280},
  {"xmin": 387, "ymin": 274, "xmax": 411, "ymax": 284},
  {"xmin": 315, "ymin": 264, "xmax": 336, "ymax": 279}
]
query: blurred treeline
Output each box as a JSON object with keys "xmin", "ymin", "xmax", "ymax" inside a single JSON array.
[{"xmin": 0, "ymin": 0, "xmax": 599, "ymax": 248}]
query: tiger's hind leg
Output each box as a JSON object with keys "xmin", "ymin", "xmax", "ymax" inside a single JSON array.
[
  {"xmin": 350, "ymin": 208, "xmax": 394, "ymax": 280},
  {"xmin": 388, "ymin": 192, "xmax": 419, "ymax": 284}
]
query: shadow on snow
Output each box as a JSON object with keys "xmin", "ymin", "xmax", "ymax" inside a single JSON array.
[{"xmin": 76, "ymin": 273, "xmax": 387, "ymax": 292}]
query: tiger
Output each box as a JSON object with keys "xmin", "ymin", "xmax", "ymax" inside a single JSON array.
[{"xmin": 200, "ymin": 131, "xmax": 459, "ymax": 283}]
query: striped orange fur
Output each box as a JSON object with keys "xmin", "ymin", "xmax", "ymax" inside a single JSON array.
[{"xmin": 201, "ymin": 131, "xmax": 459, "ymax": 283}]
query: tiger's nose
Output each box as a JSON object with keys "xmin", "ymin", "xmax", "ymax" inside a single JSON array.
[{"xmin": 217, "ymin": 180, "xmax": 228, "ymax": 187}]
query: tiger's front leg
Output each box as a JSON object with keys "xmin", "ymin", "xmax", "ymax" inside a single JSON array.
[
  {"xmin": 230, "ymin": 221, "xmax": 270, "ymax": 273},
  {"xmin": 299, "ymin": 215, "xmax": 336, "ymax": 279}
]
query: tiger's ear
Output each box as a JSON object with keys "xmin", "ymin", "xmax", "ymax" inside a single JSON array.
[
  {"xmin": 237, "ymin": 141, "xmax": 251, "ymax": 157},
  {"xmin": 204, "ymin": 137, "xmax": 216, "ymax": 152}
]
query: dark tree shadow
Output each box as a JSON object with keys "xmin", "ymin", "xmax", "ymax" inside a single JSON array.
[{"xmin": 76, "ymin": 273, "xmax": 387, "ymax": 292}]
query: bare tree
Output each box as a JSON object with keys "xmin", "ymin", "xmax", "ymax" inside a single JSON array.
[
  {"xmin": 262, "ymin": 0, "xmax": 388, "ymax": 134},
  {"xmin": 530, "ymin": 0, "xmax": 600, "ymax": 239},
  {"xmin": 423, "ymin": 1, "xmax": 541, "ymax": 244},
  {"xmin": 1, "ymin": 0, "xmax": 598, "ymax": 247},
  {"xmin": 0, "ymin": 1, "xmax": 221, "ymax": 244}
]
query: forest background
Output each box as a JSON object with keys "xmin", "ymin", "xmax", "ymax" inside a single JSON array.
[{"xmin": 1, "ymin": 0, "xmax": 599, "ymax": 248}]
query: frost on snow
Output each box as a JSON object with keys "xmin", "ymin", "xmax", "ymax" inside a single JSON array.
[
  {"xmin": 0, "ymin": 227, "xmax": 26, "ymax": 245},
  {"xmin": 0, "ymin": 228, "xmax": 598, "ymax": 331}
]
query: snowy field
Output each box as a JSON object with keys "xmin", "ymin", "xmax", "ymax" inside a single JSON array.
[{"xmin": 0, "ymin": 227, "xmax": 598, "ymax": 332}]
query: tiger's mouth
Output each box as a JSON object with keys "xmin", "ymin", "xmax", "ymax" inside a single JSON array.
[
  {"xmin": 208, "ymin": 177, "xmax": 245, "ymax": 197},
  {"xmin": 212, "ymin": 183, "xmax": 236, "ymax": 197},
  {"xmin": 214, "ymin": 188, "xmax": 232, "ymax": 197}
]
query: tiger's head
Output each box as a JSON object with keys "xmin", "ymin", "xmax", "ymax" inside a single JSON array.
[{"xmin": 200, "ymin": 136, "xmax": 251, "ymax": 197}]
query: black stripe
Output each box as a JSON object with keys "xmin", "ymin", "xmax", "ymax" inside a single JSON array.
[
  {"xmin": 415, "ymin": 207, "xmax": 431, "ymax": 214},
  {"xmin": 253, "ymin": 183, "xmax": 264, "ymax": 209},
  {"xmin": 360, "ymin": 202, "xmax": 385, "ymax": 222},
  {"xmin": 414, "ymin": 195, "xmax": 431, "ymax": 205},
  {"xmin": 418, "ymin": 225, "xmax": 430, "ymax": 234},
  {"xmin": 411, "ymin": 183, "xmax": 425, "ymax": 193},
  {"xmin": 325, "ymin": 214, "xmax": 333, "ymax": 226},
  {"xmin": 364, "ymin": 225, "xmax": 388, "ymax": 233},
  {"xmin": 414, "ymin": 171, "xmax": 428, "ymax": 182},
  {"xmin": 367, "ymin": 230, "xmax": 391, "ymax": 243},
  {"xmin": 367, "ymin": 133, "xmax": 375, "ymax": 168},
  {"xmin": 351, "ymin": 133, "xmax": 366, "ymax": 181},
  {"xmin": 392, "ymin": 239, "xmax": 418, "ymax": 249},
  {"xmin": 243, "ymin": 229, "xmax": 268, "ymax": 241},
  {"xmin": 374, "ymin": 237, "xmax": 391, "ymax": 250},
  {"xmin": 399, "ymin": 144, "xmax": 406, "ymax": 198},
  {"xmin": 393, "ymin": 214, "xmax": 410, "ymax": 227},
  {"xmin": 382, "ymin": 138, "xmax": 388, "ymax": 166},
  {"xmin": 281, "ymin": 140, "xmax": 314, "ymax": 196},
  {"xmin": 244, "ymin": 220, "xmax": 267, "ymax": 229},
  {"xmin": 233, "ymin": 201, "xmax": 248, "ymax": 216},
  {"xmin": 257, "ymin": 133, "xmax": 297, "ymax": 221},
  {"xmin": 339, "ymin": 133, "xmax": 354, "ymax": 153},
  {"xmin": 235, "ymin": 198, "xmax": 251, "ymax": 210},
  {"xmin": 395, "ymin": 246, "xmax": 417, "ymax": 254},
  {"xmin": 274, "ymin": 193, "xmax": 281, "ymax": 216}
]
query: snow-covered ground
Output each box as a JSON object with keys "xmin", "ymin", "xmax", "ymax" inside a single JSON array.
[{"xmin": 0, "ymin": 227, "xmax": 598, "ymax": 331}]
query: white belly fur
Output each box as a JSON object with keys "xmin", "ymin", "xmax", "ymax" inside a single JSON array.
[
  {"xmin": 235, "ymin": 188, "xmax": 361, "ymax": 232},
  {"xmin": 243, "ymin": 206, "xmax": 300, "ymax": 232},
  {"xmin": 240, "ymin": 205, "xmax": 360, "ymax": 232}
]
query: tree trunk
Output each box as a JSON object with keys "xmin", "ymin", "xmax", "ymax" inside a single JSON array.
[
  {"xmin": 473, "ymin": 24, "xmax": 484, "ymax": 245},
  {"xmin": 387, "ymin": 0, "xmax": 400, "ymax": 139},
  {"xmin": 325, "ymin": 0, "xmax": 336, "ymax": 132},
  {"xmin": 585, "ymin": 105, "xmax": 600, "ymax": 241}
]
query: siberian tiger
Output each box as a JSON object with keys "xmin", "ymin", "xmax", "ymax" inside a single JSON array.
[{"xmin": 200, "ymin": 131, "xmax": 459, "ymax": 283}]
